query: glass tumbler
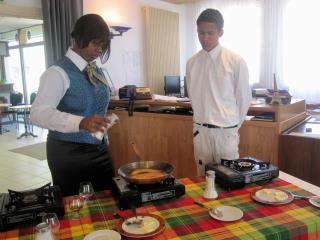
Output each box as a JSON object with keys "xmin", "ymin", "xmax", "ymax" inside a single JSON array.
[{"xmin": 35, "ymin": 222, "xmax": 54, "ymax": 240}]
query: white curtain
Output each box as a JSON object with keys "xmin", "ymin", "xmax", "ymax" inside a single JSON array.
[
  {"xmin": 184, "ymin": 0, "xmax": 320, "ymax": 103},
  {"xmin": 260, "ymin": 0, "xmax": 287, "ymax": 89},
  {"xmin": 184, "ymin": 0, "xmax": 261, "ymax": 85},
  {"xmin": 282, "ymin": 0, "xmax": 320, "ymax": 103}
]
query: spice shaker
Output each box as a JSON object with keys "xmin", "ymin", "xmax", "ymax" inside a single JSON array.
[
  {"xmin": 203, "ymin": 170, "xmax": 218, "ymax": 199},
  {"xmin": 92, "ymin": 113, "xmax": 119, "ymax": 140}
]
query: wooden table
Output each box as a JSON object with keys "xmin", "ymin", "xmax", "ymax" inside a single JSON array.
[
  {"xmin": 9, "ymin": 105, "xmax": 37, "ymax": 139},
  {"xmin": 1, "ymin": 174, "xmax": 320, "ymax": 239}
]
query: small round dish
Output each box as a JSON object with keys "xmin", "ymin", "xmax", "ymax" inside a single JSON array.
[
  {"xmin": 309, "ymin": 196, "xmax": 320, "ymax": 208},
  {"xmin": 209, "ymin": 206, "xmax": 243, "ymax": 222},
  {"xmin": 84, "ymin": 229, "xmax": 121, "ymax": 240},
  {"xmin": 116, "ymin": 213, "xmax": 165, "ymax": 238},
  {"xmin": 251, "ymin": 188, "xmax": 294, "ymax": 205}
]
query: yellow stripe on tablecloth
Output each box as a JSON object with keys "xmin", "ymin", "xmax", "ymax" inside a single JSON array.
[
  {"xmin": 65, "ymin": 225, "xmax": 86, "ymax": 238},
  {"xmin": 224, "ymin": 221, "xmax": 265, "ymax": 239},
  {"xmin": 287, "ymin": 207, "xmax": 317, "ymax": 220},
  {"xmin": 185, "ymin": 183, "xmax": 203, "ymax": 192}
]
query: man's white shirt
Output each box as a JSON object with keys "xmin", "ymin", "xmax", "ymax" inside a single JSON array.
[{"xmin": 186, "ymin": 44, "xmax": 251, "ymax": 127}]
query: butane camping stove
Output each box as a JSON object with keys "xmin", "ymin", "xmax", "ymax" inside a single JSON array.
[
  {"xmin": 112, "ymin": 176, "xmax": 185, "ymax": 210},
  {"xmin": 205, "ymin": 157, "xmax": 279, "ymax": 190},
  {"xmin": 0, "ymin": 183, "xmax": 64, "ymax": 231}
]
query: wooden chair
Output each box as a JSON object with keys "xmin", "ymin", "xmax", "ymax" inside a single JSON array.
[{"xmin": 0, "ymin": 96, "xmax": 11, "ymax": 134}]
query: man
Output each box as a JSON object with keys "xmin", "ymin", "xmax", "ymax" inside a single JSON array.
[{"xmin": 186, "ymin": 8, "xmax": 251, "ymax": 176}]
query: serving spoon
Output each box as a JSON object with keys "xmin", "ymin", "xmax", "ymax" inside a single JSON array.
[
  {"xmin": 291, "ymin": 193, "xmax": 317, "ymax": 199},
  {"xmin": 194, "ymin": 200, "xmax": 223, "ymax": 218}
]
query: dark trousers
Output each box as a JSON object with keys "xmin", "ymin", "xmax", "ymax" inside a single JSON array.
[{"xmin": 46, "ymin": 138, "xmax": 115, "ymax": 196}]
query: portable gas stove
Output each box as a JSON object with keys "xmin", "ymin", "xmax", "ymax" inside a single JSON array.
[
  {"xmin": 205, "ymin": 157, "xmax": 279, "ymax": 190},
  {"xmin": 0, "ymin": 183, "xmax": 64, "ymax": 231},
  {"xmin": 112, "ymin": 176, "xmax": 185, "ymax": 209}
]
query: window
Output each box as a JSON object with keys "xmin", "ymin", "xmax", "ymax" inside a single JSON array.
[
  {"xmin": 282, "ymin": 0, "xmax": 320, "ymax": 102},
  {"xmin": 23, "ymin": 45, "xmax": 46, "ymax": 96},
  {"xmin": 2, "ymin": 25, "xmax": 45, "ymax": 103},
  {"xmin": 6, "ymin": 48, "xmax": 23, "ymax": 93},
  {"xmin": 195, "ymin": 1, "xmax": 261, "ymax": 85}
]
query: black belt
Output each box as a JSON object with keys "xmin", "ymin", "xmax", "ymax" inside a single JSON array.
[{"xmin": 196, "ymin": 123, "xmax": 238, "ymax": 129}]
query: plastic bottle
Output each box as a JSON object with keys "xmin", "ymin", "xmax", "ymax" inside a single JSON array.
[{"xmin": 92, "ymin": 113, "xmax": 119, "ymax": 140}]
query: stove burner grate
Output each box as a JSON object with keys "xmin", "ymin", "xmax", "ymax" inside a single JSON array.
[
  {"xmin": 221, "ymin": 157, "xmax": 270, "ymax": 172},
  {"xmin": 0, "ymin": 183, "xmax": 65, "ymax": 231},
  {"xmin": 6, "ymin": 183, "xmax": 54, "ymax": 213}
]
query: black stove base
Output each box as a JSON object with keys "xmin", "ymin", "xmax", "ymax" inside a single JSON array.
[
  {"xmin": 0, "ymin": 185, "xmax": 64, "ymax": 232},
  {"xmin": 112, "ymin": 176, "xmax": 185, "ymax": 210},
  {"xmin": 205, "ymin": 159, "xmax": 279, "ymax": 191}
]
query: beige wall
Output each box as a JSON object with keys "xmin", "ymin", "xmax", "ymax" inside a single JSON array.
[
  {"xmin": 83, "ymin": 0, "xmax": 184, "ymax": 91},
  {"xmin": 143, "ymin": 7, "xmax": 180, "ymax": 94},
  {"xmin": 0, "ymin": 0, "xmax": 42, "ymax": 19}
]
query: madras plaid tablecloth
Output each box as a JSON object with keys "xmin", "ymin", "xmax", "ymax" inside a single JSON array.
[{"xmin": 1, "ymin": 177, "xmax": 320, "ymax": 240}]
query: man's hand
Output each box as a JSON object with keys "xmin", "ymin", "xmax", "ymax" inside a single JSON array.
[{"xmin": 79, "ymin": 114, "xmax": 111, "ymax": 133}]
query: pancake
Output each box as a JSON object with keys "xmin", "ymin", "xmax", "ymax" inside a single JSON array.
[{"xmin": 128, "ymin": 168, "xmax": 167, "ymax": 180}]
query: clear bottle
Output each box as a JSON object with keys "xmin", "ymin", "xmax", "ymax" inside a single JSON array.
[
  {"xmin": 92, "ymin": 113, "xmax": 119, "ymax": 140},
  {"xmin": 203, "ymin": 170, "xmax": 218, "ymax": 199}
]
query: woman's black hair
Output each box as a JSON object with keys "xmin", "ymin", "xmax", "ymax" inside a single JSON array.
[
  {"xmin": 71, "ymin": 14, "xmax": 111, "ymax": 61},
  {"xmin": 196, "ymin": 8, "xmax": 224, "ymax": 31}
]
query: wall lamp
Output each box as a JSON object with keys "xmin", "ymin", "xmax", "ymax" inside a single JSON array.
[{"xmin": 110, "ymin": 26, "xmax": 131, "ymax": 38}]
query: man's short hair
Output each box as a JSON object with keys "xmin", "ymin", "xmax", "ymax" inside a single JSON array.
[{"xmin": 196, "ymin": 8, "xmax": 224, "ymax": 31}]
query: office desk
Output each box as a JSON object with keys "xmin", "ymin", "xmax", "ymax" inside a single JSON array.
[
  {"xmin": 2, "ymin": 174, "xmax": 320, "ymax": 240},
  {"xmin": 9, "ymin": 105, "xmax": 37, "ymax": 139}
]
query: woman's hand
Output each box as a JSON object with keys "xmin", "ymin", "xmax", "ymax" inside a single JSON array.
[{"xmin": 79, "ymin": 114, "xmax": 110, "ymax": 133}]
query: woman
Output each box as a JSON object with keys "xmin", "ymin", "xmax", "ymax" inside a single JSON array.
[{"xmin": 30, "ymin": 14, "xmax": 115, "ymax": 196}]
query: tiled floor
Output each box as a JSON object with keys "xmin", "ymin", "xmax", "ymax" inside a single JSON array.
[{"xmin": 0, "ymin": 123, "xmax": 51, "ymax": 192}]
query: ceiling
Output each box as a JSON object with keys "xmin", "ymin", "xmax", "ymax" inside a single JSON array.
[
  {"xmin": 0, "ymin": 16, "xmax": 43, "ymax": 34},
  {"xmin": 161, "ymin": 0, "xmax": 200, "ymax": 3},
  {"xmin": 0, "ymin": 0, "xmax": 190, "ymax": 34}
]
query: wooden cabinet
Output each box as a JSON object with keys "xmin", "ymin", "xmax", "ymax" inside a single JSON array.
[
  {"xmin": 239, "ymin": 99, "xmax": 306, "ymax": 166},
  {"xmin": 108, "ymin": 99, "xmax": 306, "ymax": 178},
  {"xmin": 279, "ymin": 118, "xmax": 320, "ymax": 187},
  {"xmin": 239, "ymin": 122, "xmax": 278, "ymax": 164},
  {"xmin": 108, "ymin": 111, "xmax": 196, "ymax": 178}
]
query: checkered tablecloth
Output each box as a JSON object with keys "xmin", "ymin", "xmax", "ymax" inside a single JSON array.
[{"xmin": 1, "ymin": 177, "xmax": 320, "ymax": 240}]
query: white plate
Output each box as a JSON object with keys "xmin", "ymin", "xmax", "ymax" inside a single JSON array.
[
  {"xmin": 122, "ymin": 215, "xmax": 160, "ymax": 235},
  {"xmin": 252, "ymin": 188, "xmax": 294, "ymax": 205},
  {"xmin": 84, "ymin": 230, "xmax": 121, "ymax": 240},
  {"xmin": 116, "ymin": 213, "xmax": 165, "ymax": 238},
  {"xmin": 309, "ymin": 196, "xmax": 320, "ymax": 208},
  {"xmin": 209, "ymin": 206, "xmax": 243, "ymax": 221}
]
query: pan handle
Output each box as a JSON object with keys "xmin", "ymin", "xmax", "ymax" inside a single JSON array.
[{"xmin": 131, "ymin": 142, "xmax": 142, "ymax": 161}]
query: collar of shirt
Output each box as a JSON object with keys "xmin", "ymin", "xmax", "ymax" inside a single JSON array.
[
  {"xmin": 200, "ymin": 44, "xmax": 221, "ymax": 61},
  {"xmin": 65, "ymin": 48, "xmax": 103, "ymax": 72}
]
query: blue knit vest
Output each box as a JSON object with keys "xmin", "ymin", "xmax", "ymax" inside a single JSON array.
[{"xmin": 48, "ymin": 57, "xmax": 111, "ymax": 144}]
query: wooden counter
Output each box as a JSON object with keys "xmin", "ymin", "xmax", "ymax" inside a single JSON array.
[
  {"xmin": 108, "ymin": 110, "xmax": 195, "ymax": 178},
  {"xmin": 108, "ymin": 99, "xmax": 306, "ymax": 178},
  {"xmin": 279, "ymin": 117, "xmax": 320, "ymax": 187}
]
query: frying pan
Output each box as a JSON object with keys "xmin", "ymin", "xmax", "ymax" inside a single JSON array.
[{"xmin": 118, "ymin": 161, "xmax": 175, "ymax": 184}]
